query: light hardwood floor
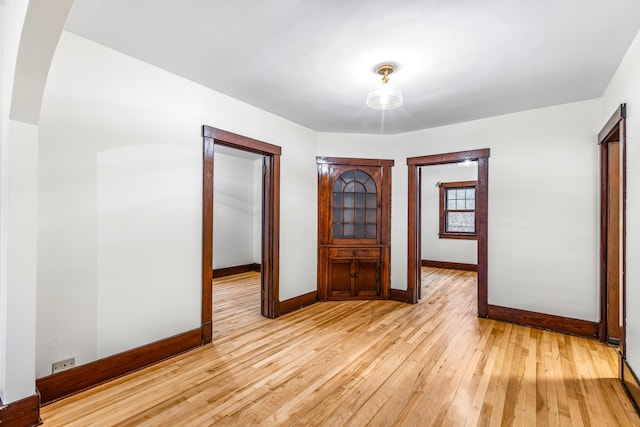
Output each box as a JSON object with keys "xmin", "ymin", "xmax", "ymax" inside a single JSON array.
[{"xmin": 41, "ymin": 268, "xmax": 640, "ymax": 426}]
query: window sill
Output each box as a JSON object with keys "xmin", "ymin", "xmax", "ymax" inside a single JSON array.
[{"xmin": 438, "ymin": 233, "xmax": 477, "ymax": 241}]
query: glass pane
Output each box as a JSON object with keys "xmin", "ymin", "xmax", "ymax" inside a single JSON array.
[
  {"xmin": 344, "ymin": 209, "xmax": 354, "ymax": 222},
  {"xmin": 341, "ymin": 170, "xmax": 355, "ymax": 182},
  {"xmin": 355, "ymin": 224, "xmax": 365, "ymax": 238},
  {"xmin": 366, "ymin": 209, "xmax": 376, "ymax": 223},
  {"xmin": 332, "ymin": 224, "xmax": 342, "ymax": 238},
  {"xmin": 343, "ymin": 224, "xmax": 354, "ymax": 238},
  {"xmin": 447, "ymin": 199, "xmax": 456, "ymax": 210},
  {"xmin": 344, "ymin": 182, "xmax": 355, "ymax": 192},
  {"xmin": 364, "ymin": 178, "xmax": 376, "ymax": 193},
  {"xmin": 466, "ymin": 199, "xmax": 475, "ymax": 210},
  {"xmin": 356, "ymin": 209, "xmax": 365, "ymax": 222},
  {"xmin": 466, "ymin": 188, "xmax": 475, "ymax": 199},
  {"xmin": 446, "ymin": 212, "xmax": 475, "ymax": 233},
  {"xmin": 355, "ymin": 193, "xmax": 366, "ymax": 208},
  {"xmin": 333, "ymin": 193, "xmax": 343, "ymax": 208},
  {"xmin": 333, "ymin": 179, "xmax": 345, "ymax": 192},
  {"xmin": 456, "ymin": 200, "xmax": 466, "ymax": 210},
  {"xmin": 354, "ymin": 182, "xmax": 366, "ymax": 192},
  {"xmin": 366, "ymin": 224, "xmax": 376, "ymax": 239},
  {"xmin": 456, "ymin": 189, "xmax": 466, "ymax": 199},
  {"xmin": 355, "ymin": 170, "xmax": 370, "ymax": 183},
  {"xmin": 333, "ymin": 208, "xmax": 342, "ymax": 222},
  {"xmin": 366, "ymin": 194, "xmax": 377, "ymax": 208},
  {"xmin": 447, "ymin": 189, "xmax": 457, "ymax": 200},
  {"xmin": 344, "ymin": 193, "xmax": 354, "ymax": 207}
]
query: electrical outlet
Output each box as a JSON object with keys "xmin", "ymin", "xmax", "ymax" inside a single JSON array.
[{"xmin": 52, "ymin": 357, "xmax": 76, "ymax": 374}]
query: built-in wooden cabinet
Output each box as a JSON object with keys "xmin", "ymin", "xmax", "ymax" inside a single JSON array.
[{"xmin": 317, "ymin": 157, "xmax": 393, "ymax": 300}]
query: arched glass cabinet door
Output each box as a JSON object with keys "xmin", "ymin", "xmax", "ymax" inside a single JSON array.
[{"xmin": 332, "ymin": 169, "xmax": 377, "ymax": 240}]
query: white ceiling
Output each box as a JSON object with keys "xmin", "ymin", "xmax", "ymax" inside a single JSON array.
[{"xmin": 64, "ymin": 0, "xmax": 640, "ymax": 134}]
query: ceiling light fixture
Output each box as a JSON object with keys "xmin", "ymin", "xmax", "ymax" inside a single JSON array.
[
  {"xmin": 458, "ymin": 159, "xmax": 478, "ymax": 168},
  {"xmin": 366, "ymin": 64, "xmax": 403, "ymax": 110}
]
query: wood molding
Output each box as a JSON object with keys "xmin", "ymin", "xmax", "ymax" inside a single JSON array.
[
  {"xmin": 622, "ymin": 357, "xmax": 640, "ymax": 413},
  {"xmin": 213, "ymin": 263, "xmax": 261, "ymax": 278},
  {"xmin": 279, "ymin": 291, "xmax": 317, "ymax": 315},
  {"xmin": 203, "ymin": 126, "xmax": 282, "ymax": 155},
  {"xmin": 389, "ymin": 288, "xmax": 411, "ymax": 303},
  {"xmin": 598, "ymin": 103, "xmax": 626, "ymax": 144},
  {"xmin": 0, "ymin": 393, "xmax": 41, "ymax": 427},
  {"xmin": 37, "ymin": 328, "xmax": 203, "ymax": 405},
  {"xmin": 421, "ymin": 260, "xmax": 478, "ymax": 272},
  {"xmin": 316, "ymin": 156, "xmax": 395, "ymax": 167},
  {"xmin": 407, "ymin": 149, "xmax": 491, "ymax": 166},
  {"xmin": 487, "ymin": 305, "xmax": 599, "ymax": 339}
]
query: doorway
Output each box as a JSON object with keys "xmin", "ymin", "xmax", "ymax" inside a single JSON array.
[
  {"xmin": 202, "ymin": 126, "xmax": 281, "ymax": 344},
  {"xmin": 407, "ymin": 149, "xmax": 490, "ymax": 316},
  {"xmin": 599, "ymin": 104, "xmax": 626, "ymax": 347}
]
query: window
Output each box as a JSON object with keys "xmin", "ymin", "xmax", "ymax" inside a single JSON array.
[
  {"xmin": 439, "ymin": 180, "xmax": 477, "ymax": 240},
  {"xmin": 332, "ymin": 170, "xmax": 377, "ymax": 239}
]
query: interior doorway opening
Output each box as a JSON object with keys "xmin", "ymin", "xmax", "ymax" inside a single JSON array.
[
  {"xmin": 202, "ymin": 126, "xmax": 281, "ymax": 344},
  {"xmin": 418, "ymin": 163, "xmax": 479, "ymax": 299},
  {"xmin": 599, "ymin": 104, "xmax": 626, "ymax": 347},
  {"xmin": 407, "ymin": 149, "xmax": 490, "ymax": 316}
]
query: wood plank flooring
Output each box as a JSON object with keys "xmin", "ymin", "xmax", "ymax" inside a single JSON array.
[{"xmin": 40, "ymin": 268, "xmax": 639, "ymax": 426}]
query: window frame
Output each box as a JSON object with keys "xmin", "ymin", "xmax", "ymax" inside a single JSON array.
[{"xmin": 439, "ymin": 180, "xmax": 478, "ymax": 240}]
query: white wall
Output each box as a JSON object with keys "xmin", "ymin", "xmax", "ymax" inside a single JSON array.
[
  {"xmin": 0, "ymin": 0, "xmax": 39, "ymax": 404},
  {"xmin": 421, "ymin": 163, "xmax": 477, "ymax": 264},
  {"xmin": 213, "ymin": 152, "xmax": 258, "ymax": 269},
  {"xmin": 36, "ymin": 32, "xmax": 318, "ymax": 377},
  {"xmin": 602, "ymin": 29, "xmax": 640, "ymax": 375}
]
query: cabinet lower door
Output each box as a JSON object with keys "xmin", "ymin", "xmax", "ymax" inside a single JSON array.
[
  {"xmin": 355, "ymin": 259, "xmax": 380, "ymax": 297},
  {"xmin": 328, "ymin": 259, "xmax": 354, "ymax": 298}
]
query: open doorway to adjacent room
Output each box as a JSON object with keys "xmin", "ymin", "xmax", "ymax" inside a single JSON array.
[
  {"xmin": 418, "ymin": 163, "xmax": 479, "ymax": 301},
  {"xmin": 201, "ymin": 126, "xmax": 281, "ymax": 344},
  {"xmin": 407, "ymin": 149, "xmax": 490, "ymax": 316}
]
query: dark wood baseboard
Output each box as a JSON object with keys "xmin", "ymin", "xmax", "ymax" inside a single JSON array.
[
  {"xmin": 0, "ymin": 393, "xmax": 41, "ymax": 426},
  {"xmin": 622, "ymin": 357, "xmax": 640, "ymax": 414},
  {"xmin": 213, "ymin": 263, "xmax": 261, "ymax": 278},
  {"xmin": 37, "ymin": 327, "xmax": 203, "ymax": 405},
  {"xmin": 421, "ymin": 259, "xmax": 478, "ymax": 272},
  {"xmin": 390, "ymin": 288, "xmax": 412, "ymax": 303},
  {"xmin": 279, "ymin": 291, "xmax": 317, "ymax": 315},
  {"xmin": 487, "ymin": 305, "xmax": 599, "ymax": 340}
]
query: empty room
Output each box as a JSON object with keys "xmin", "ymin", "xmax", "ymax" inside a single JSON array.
[{"xmin": 2, "ymin": 1, "xmax": 640, "ymax": 426}]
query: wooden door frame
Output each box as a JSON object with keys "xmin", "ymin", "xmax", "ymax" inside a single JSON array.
[
  {"xmin": 598, "ymin": 104, "xmax": 626, "ymax": 347},
  {"xmin": 407, "ymin": 149, "xmax": 490, "ymax": 315},
  {"xmin": 202, "ymin": 126, "xmax": 282, "ymax": 343}
]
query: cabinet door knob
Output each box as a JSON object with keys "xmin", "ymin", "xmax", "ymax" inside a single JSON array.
[{"xmin": 352, "ymin": 250, "xmax": 358, "ymax": 256}]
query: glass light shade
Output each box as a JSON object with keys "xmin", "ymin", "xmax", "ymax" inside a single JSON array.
[{"xmin": 366, "ymin": 82, "xmax": 403, "ymax": 110}]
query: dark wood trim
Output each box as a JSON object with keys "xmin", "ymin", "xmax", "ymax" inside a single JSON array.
[
  {"xmin": 203, "ymin": 126, "xmax": 282, "ymax": 156},
  {"xmin": 622, "ymin": 357, "xmax": 640, "ymax": 414},
  {"xmin": 407, "ymin": 149, "xmax": 490, "ymax": 166},
  {"xmin": 213, "ymin": 263, "xmax": 261, "ymax": 278},
  {"xmin": 202, "ymin": 136, "xmax": 214, "ymax": 343},
  {"xmin": 407, "ymin": 149, "xmax": 490, "ymax": 314},
  {"xmin": 598, "ymin": 104, "xmax": 627, "ymax": 346},
  {"xmin": 37, "ymin": 328, "xmax": 202, "ymax": 405},
  {"xmin": 279, "ymin": 291, "xmax": 317, "ymax": 315},
  {"xmin": 316, "ymin": 156, "xmax": 395, "ymax": 167},
  {"xmin": 389, "ymin": 288, "xmax": 410, "ymax": 303},
  {"xmin": 0, "ymin": 393, "xmax": 41, "ymax": 427},
  {"xmin": 487, "ymin": 305, "xmax": 599, "ymax": 339},
  {"xmin": 203, "ymin": 126, "xmax": 281, "ymax": 323},
  {"xmin": 598, "ymin": 103, "xmax": 627, "ymax": 144},
  {"xmin": 421, "ymin": 260, "xmax": 478, "ymax": 272}
]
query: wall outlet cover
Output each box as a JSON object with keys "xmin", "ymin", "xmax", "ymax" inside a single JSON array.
[{"xmin": 52, "ymin": 357, "xmax": 76, "ymax": 374}]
